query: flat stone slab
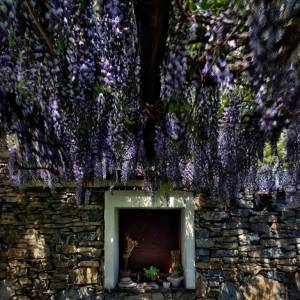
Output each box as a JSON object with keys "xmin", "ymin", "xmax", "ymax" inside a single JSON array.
[{"xmin": 104, "ymin": 291, "xmax": 195, "ymax": 300}]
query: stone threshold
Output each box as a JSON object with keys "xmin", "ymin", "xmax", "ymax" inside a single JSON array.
[
  {"xmin": 104, "ymin": 289, "xmax": 196, "ymax": 300},
  {"xmin": 111, "ymin": 287, "xmax": 196, "ymax": 294}
]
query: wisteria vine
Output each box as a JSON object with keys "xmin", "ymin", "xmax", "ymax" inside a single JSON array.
[{"xmin": 0, "ymin": 0, "xmax": 299, "ymax": 203}]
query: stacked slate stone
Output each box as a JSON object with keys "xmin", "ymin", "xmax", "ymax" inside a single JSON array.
[
  {"xmin": 118, "ymin": 277, "xmax": 137, "ymax": 289},
  {"xmin": 194, "ymin": 193, "xmax": 300, "ymax": 299},
  {"xmin": 0, "ymin": 162, "xmax": 105, "ymax": 299},
  {"xmin": 0, "ymin": 157, "xmax": 299, "ymax": 299}
]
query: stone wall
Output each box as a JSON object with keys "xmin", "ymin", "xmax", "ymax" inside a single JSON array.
[
  {"xmin": 194, "ymin": 194, "xmax": 300, "ymax": 300},
  {"xmin": 0, "ymin": 160, "xmax": 300, "ymax": 299},
  {"xmin": 0, "ymin": 164, "xmax": 105, "ymax": 299}
]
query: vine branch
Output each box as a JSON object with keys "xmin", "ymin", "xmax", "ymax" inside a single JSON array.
[{"xmin": 24, "ymin": 0, "xmax": 55, "ymax": 56}]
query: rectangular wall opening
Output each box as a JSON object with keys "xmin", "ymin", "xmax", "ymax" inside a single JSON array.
[
  {"xmin": 104, "ymin": 191, "xmax": 195, "ymax": 290},
  {"xmin": 119, "ymin": 209, "xmax": 181, "ymax": 274}
]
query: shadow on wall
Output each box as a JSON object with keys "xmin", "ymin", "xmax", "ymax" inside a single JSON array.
[
  {"xmin": 194, "ymin": 190, "xmax": 300, "ymax": 300},
  {"xmin": 0, "ymin": 164, "xmax": 104, "ymax": 299}
]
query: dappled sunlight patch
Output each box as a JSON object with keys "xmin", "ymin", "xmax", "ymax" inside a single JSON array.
[
  {"xmin": 70, "ymin": 267, "xmax": 99, "ymax": 285},
  {"xmin": 23, "ymin": 229, "xmax": 50, "ymax": 259},
  {"xmin": 240, "ymin": 274, "xmax": 287, "ymax": 300}
]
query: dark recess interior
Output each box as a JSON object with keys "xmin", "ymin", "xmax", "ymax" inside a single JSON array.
[{"xmin": 119, "ymin": 209, "xmax": 181, "ymax": 274}]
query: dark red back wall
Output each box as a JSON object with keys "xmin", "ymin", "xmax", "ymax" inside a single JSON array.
[{"xmin": 119, "ymin": 209, "xmax": 181, "ymax": 273}]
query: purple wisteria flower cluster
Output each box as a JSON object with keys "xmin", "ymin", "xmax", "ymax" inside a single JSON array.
[{"xmin": 0, "ymin": 0, "xmax": 299, "ymax": 203}]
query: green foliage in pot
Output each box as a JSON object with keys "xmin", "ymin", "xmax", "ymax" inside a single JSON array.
[
  {"xmin": 144, "ymin": 266, "xmax": 160, "ymax": 281},
  {"xmin": 171, "ymin": 264, "xmax": 183, "ymax": 276}
]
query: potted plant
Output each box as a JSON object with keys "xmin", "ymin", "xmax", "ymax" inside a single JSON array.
[
  {"xmin": 171, "ymin": 263, "xmax": 182, "ymax": 276},
  {"xmin": 144, "ymin": 265, "xmax": 160, "ymax": 281},
  {"xmin": 167, "ymin": 263, "xmax": 184, "ymax": 288},
  {"xmin": 120, "ymin": 235, "xmax": 138, "ymax": 278}
]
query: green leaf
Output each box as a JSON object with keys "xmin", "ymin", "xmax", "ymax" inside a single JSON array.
[{"xmin": 16, "ymin": 78, "xmax": 26, "ymax": 97}]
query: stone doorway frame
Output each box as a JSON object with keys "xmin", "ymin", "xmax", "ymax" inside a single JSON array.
[{"xmin": 104, "ymin": 191, "xmax": 195, "ymax": 289}]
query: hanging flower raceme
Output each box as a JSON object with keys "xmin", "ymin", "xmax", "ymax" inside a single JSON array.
[{"xmin": 0, "ymin": 0, "xmax": 298, "ymax": 202}]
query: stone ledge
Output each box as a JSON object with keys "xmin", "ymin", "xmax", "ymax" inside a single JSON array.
[{"xmin": 104, "ymin": 290, "xmax": 196, "ymax": 300}]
